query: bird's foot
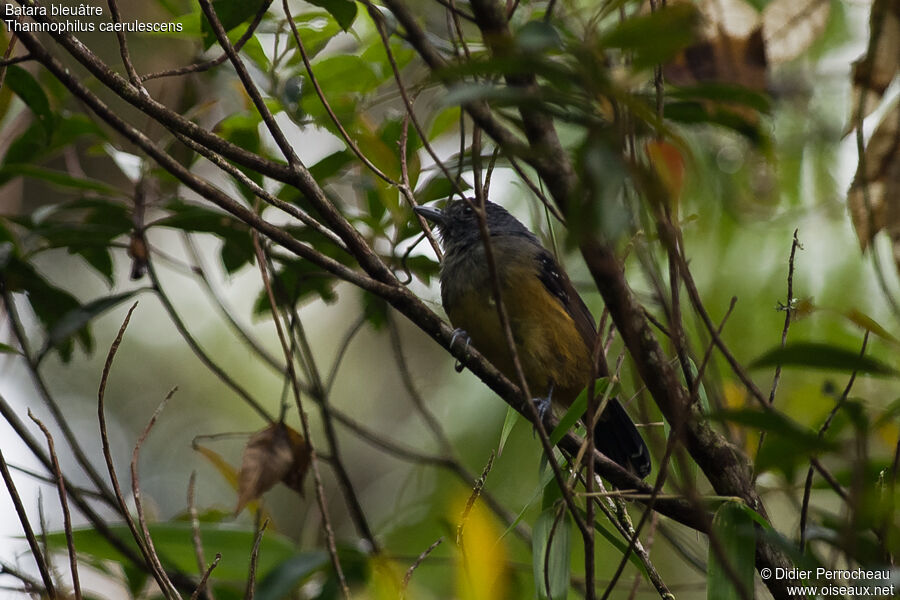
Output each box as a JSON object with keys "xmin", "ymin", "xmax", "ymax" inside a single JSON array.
[
  {"xmin": 450, "ymin": 328, "xmax": 471, "ymax": 372},
  {"xmin": 531, "ymin": 382, "xmax": 555, "ymax": 436},
  {"xmin": 531, "ymin": 395, "xmax": 552, "ymax": 436}
]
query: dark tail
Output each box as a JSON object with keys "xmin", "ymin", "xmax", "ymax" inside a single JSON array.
[{"xmin": 591, "ymin": 399, "xmax": 651, "ymax": 479}]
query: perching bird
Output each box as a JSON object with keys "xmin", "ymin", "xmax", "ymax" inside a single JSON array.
[{"xmin": 415, "ymin": 199, "xmax": 651, "ymax": 478}]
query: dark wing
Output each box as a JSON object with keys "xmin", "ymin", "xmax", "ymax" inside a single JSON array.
[{"xmin": 535, "ymin": 249, "xmax": 600, "ymax": 366}]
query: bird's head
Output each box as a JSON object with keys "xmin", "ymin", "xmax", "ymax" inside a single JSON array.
[{"xmin": 414, "ymin": 199, "xmax": 536, "ymax": 253}]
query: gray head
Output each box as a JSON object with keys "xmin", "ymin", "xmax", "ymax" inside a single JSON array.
[{"xmin": 414, "ymin": 199, "xmax": 539, "ymax": 254}]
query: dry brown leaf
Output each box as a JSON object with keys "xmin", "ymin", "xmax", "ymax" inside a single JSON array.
[
  {"xmin": 665, "ymin": 0, "xmax": 768, "ymax": 93},
  {"xmin": 847, "ymin": 101, "xmax": 900, "ymax": 261},
  {"xmin": 849, "ymin": 0, "xmax": 900, "ymax": 124},
  {"xmin": 235, "ymin": 422, "xmax": 310, "ymax": 514},
  {"xmin": 762, "ymin": 0, "xmax": 830, "ymax": 64}
]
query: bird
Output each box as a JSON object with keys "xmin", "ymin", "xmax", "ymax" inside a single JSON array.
[{"xmin": 415, "ymin": 199, "xmax": 651, "ymax": 478}]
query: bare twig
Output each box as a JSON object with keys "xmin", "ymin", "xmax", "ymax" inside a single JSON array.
[
  {"xmin": 1, "ymin": 280, "xmax": 119, "ymax": 508},
  {"xmin": 145, "ymin": 258, "xmax": 274, "ymax": 423},
  {"xmin": 250, "ymin": 234, "xmax": 350, "ymax": 598},
  {"xmin": 105, "ymin": 0, "xmax": 143, "ymax": 88},
  {"xmin": 457, "ymin": 452, "xmax": 495, "ymax": 546},
  {"xmin": 188, "ymin": 473, "xmax": 216, "ymax": 600},
  {"xmin": 799, "ymin": 332, "xmax": 868, "ymax": 550},
  {"xmin": 28, "ymin": 410, "xmax": 82, "ymax": 600},
  {"xmin": 131, "ymin": 388, "xmax": 181, "ymax": 600},
  {"xmin": 755, "ymin": 230, "xmax": 802, "ymax": 470},
  {"xmin": 141, "ymin": 1, "xmax": 272, "ymax": 82},
  {"xmin": 401, "ymin": 537, "xmax": 443, "ymax": 598},
  {"xmin": 244, "ymin": 519, "xmax": 268, "ymax": 600},
  {"xmin": 190, "ymin": 554, "xmax": 221, "ymax": 600},
  {"xmin": 324, "ymin": 314, "xmax": 368, "ymax": 394},
  {"xmin": 0, "ymin": 447, "xmax": 56, "ymax": 598}
]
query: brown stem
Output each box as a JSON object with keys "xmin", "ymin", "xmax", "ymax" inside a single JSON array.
[{"xmin": 28, "ymin": 410, "xmax": 82, "ymax": 600}]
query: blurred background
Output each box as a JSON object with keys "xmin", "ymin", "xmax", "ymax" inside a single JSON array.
[{"xmin": 1, "ymin": 0, "xmax": 898, "ymax": 598}]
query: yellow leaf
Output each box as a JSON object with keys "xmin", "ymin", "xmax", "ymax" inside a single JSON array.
[
  {"xmin": 454, "ymin": 493, "xmax": 509, "ymax": 600},
  {"xmin": 193, "ymin": 443, "xmax": 239, "ymax": 490}
]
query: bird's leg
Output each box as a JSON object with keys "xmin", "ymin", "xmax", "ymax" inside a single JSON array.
[
  {"xmin": 532, "ymin": 381, "xmax": 555, "ymax": 433},
  {"xmin": 450, "ymin": 328, "xmax": 471, "ymax": 372}
]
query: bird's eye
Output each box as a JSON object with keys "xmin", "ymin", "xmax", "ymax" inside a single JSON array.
[{"xmin": 463, "ymin": 204, "xmax": 473, "ymax": 215}]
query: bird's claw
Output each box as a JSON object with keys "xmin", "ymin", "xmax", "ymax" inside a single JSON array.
[
  {"xmin": 531, "ymin": 396, "xmax": 552, "ymax": 436},
  {"xmin": 450, "ymin": 328, "xmax": 471, "ymax": 372}
]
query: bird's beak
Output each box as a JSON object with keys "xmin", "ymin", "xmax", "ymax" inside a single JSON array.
[{"xmin": 414, "ymin": 205, "xmax": 445, "ymax": 226}]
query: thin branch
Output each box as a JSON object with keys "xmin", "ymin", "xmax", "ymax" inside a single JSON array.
[
  {"xmin": 755, "ymin": 229, "xmax": 802, "ymax": 470},
  {"xmin": 250, "ymin": 234, "xmax": 351, "ymax": 598},
  {"xmin": 28, "ymin": 410, "xmax": 82, "ymax": 600},
  {"xmin": 141, "ymin": 1, "xmax": 272, "ymax": 82},
  {"xmin": 457, "ymin": 451, "xmax": 495, "ymax": 546},
  {"xmin": 0, "ymin": 447, "xmax": 57, "ymax": 598},
  {"xmin": 190, "ymin": 554, "xmax": 221, "ymax": 600},
  {"xmin": 171, "ymin": 131, "xmax": 346, "ymax": 249},
  {"xmin": 324, "ymin": 314, "xmax": 368, "ymax": 394},
  {"xmin": 188, "ymin": 473, "xmax": 216, "ymax": 600},
  {"xmin": 181, "ymin": 232, "xmax": 284, "ymax": 375},
  {"xmin": 131, "ymin": 388, "xmax": 181, "ymax": 600},
  {"xmin": 145, "ymin": 256, "xmax": 275, "ymax": 423},
  {"xmin": 283, "ymin": 0, "xmax": 397, "ymax": 186},
  {"xmin": 98, "ymin": 304, "xmax": 180, "ymax": 596},
  {"xmin": 387, "ymin": 315, "xmax": 453, "ymax": 452},
  {"xmin": 244, "ymin": 519, "xmax": 268, "ymax": 600},
  {"xmin": 799, "ymin": 332, "xmax": 868, "ymax": 550},
  {"xmin": 105, "ymin": 0, "xmax": 143, "ymax": 88},
  {"xmin": 810, "ymin": 457, "xmax": 849, "ymax": 502},
  {"xmin": 0, "ymin": 54, "xmax": 31, "ymax": 68},
  {"xmin": 1, "ymin": 279, "xmax": 119, "ymax": 508},
  {"xmin": 401, "ymin": 537, "xmax": 443, "ymax": 598}
]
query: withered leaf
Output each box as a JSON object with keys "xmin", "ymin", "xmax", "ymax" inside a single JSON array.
[
  {"xmin": 664, "ymin": 0, "xmax": 768, "ymax": 112},
  {"xmin": 847, "ymin": 101, "xmax": 900, "ymax": 265},
  {"xmin": 762, "ymin": 0, "xmax": 830, "ymax": 64},
  {"xmin": 849, "ymin": 0, "xmax": 900, "ymax": 124},
  {"xmin": 235, "ymin": 422, "xmax": 311, "ymax": 515}
]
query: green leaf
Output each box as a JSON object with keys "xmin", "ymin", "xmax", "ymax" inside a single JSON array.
[
  {"xmin": 309, "ymin": 150, "xmax": 355, "ymax": 182},
  {"xmin": 499, "ymin": 463, "xmax": 555, "ymax": 541},
  {"xmin": 600, "ymin": 4, "xmax": 698, "ymax": 70},
  {"xmin": 749, "ymin": 342, "xmax": 898, "ymax": 376},
  {"xmin": 497, "ymin": 405, "xmax": 520, "ymax": 456},
  {"xmin": 579, "ymin": 506, "xmax": 652, "ymax": 576},
  {"xmin": 669, "ymin": 83, "xmax": 772, "ymax": 114},
  {"xmin": 256, "ymin": 552, "xmax": 329, "ymax": 600},
  {"xmin": 515, "ymin": 21, "xmax": 562, "ymax": 53},
  {"xmin": 361, "ymin": 290, "xmax": 389, "ymax": 330},
  {"xmin": 252, "ymin": 258, "xmax": 339, "ymax": 315},
  {"xmin": 5, "ymin": 66, "xmax": 53, "ymax": 140},
  {"xmin": 709, "ymin": 409, "xmax": 837, "ymax": 478},
  {"xmin": 73, "ymin": 246, "xmax": 115, "ymax": 287},
  {"xmin": 842, "ymin": 309, "xmax": 899, "ymax": 345},
  {"xmin": 2, "ymin": 258, "xmax": 84, "ymax": 362},
  {"xmin": 156, "ymin": 201, "xmax": 255, "ymax": 273},
  {"xmin": 415, "ymin": 175, "xmax": 469, "ymax": 204},
  {"xmin": 0, "ymin": 164, "xmax": 123, "ymax": 196},
  {"xmin": 304, "ymin": 55, "xmax": 378, "ymax": 96},
  {"xmin": 532, "ymin": 507, "xmax": 571, "ymax": 600},
  {"xmin": 306, "ymin": 0, "xmax": 357, "ymax": 31},
  {"xmin": 0, "ymin": 342, "xmax": 21, "ymax": 355},
  {"xmin": 44, "ymin": 522, "xmax": 298, "ymax": 582},
  {"xmin": 709, "ymin": 409, "xmax": 833, "ymax": 449},
  {"xmin": 37, "ymin": 291, "xmax": 141, "ymax": 363},
  {"xmin": 549, "ymin": 378, "xmax": 612, "ymax": 445},
  {"xmin": 708, "ymin": 501, "xmax": 756, "ymax": 600},
  {"xmin": 201, "ymin": 0, "xmax": 268, "ymax": 49},
  {"xmin": 1, "ymin": 122, "xmax": 48, "ymax": 168},
  {"xmin": 428, "ymin": 106, "xmax": 461, "ymax": 139}
]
